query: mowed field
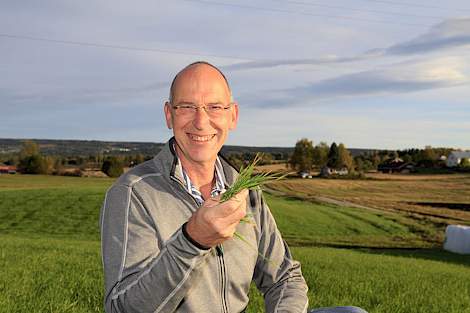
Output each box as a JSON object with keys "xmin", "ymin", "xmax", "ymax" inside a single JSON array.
[
  {"xmin": 268, "ymin": 173, "xmax": 470, "ymax": 244},
  {"xmin": 0, "ymin": 174, "xmax": 469, "ymax": 313}
]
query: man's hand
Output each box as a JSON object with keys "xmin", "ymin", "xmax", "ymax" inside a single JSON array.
[{"xmin": 185, "ymin": 189, "xmax": 248, "ymax": 248}]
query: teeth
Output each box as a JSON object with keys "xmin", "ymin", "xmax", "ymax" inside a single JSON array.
[{"xmin": 189, "ymin": 134, "xmax": 215, "ymax": 142}]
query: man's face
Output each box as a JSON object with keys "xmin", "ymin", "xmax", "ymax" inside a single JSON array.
[{"xmin": 164, "ymin": 64, "xmax": 238, "ymax": 167}]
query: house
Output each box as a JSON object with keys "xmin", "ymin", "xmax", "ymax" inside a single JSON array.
[
  {"xmin": 299, "ymin": 171, "xmax": 312, "ymax": 179},
  {"xmin": 446, "ymin": 151, "xmax": 470, "ymax": 167},
  {"xmin": 0, "ymin": 165, "xmax": 17, "ymax": 174},
  {"xmin": 378, "ymin": 158, "xmax": 415, "ymax": 174},
  {"xmin": 319, "ymin": 166, "xmax": 349, "ymax": 177},
  {"xmin": 335, "ymin": 168, "xmax": 349, "ymax": 176}
]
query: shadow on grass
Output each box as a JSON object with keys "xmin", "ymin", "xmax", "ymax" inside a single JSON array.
[
  {"xmin": 356, "ymin": 248, "xmax": 470, "ymax": 267},
  {"xmin": 408, "ymin": 201, "xmax": 470, "ymax": 212}
]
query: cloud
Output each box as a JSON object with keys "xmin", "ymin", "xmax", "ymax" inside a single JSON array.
[
  {"xmin": 0, "ymin": 81, "xmax": 169, "ymax": 112},
  {"xmin": 278, "ymin": 57, "xmax": 469, "ymax": 103},
  {"xmin": 385, "ymin": 18, "xmax": 470, "ymax": 55},
  {"xmin": 224, "ymin": 18, "xmax": 470, "ymax": 71},
  {"xmin": 222, "ymin": 55, "xmax": 369, "ymax": 71}
]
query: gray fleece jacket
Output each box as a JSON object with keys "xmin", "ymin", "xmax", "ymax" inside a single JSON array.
[{"xmin": 100, "ymin": 138, "xmax": 309, "ymax": 313}]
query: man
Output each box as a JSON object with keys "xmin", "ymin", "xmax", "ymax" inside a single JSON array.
[{"xmin": 100, "ymin": 61, "xmax": 367, "ymax": 313}]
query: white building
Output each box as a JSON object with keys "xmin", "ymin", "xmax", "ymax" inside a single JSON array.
[{"xmin": 446, "ymin": 151, "xmax": 470, "ymax": 167}]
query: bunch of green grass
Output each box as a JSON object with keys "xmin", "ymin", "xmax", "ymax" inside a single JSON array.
[
  {"xmin": 220, "ymin": 153, "xmax": 287, "ymax": 264},
  {"xmin": 221, "ymin": 153, "xmax": 286, "ymax": 203}
]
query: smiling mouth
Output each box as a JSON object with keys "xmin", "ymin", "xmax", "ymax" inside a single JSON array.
[{"xmin": 187, "ymin": 134, "xmax": 216, "ymax": 142}]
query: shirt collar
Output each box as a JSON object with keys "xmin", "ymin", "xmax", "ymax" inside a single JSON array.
[{"xmin": 173, "ymin": 143, "xmax": 226, "ymax": 206}]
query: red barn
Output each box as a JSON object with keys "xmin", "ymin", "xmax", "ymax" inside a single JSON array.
[{"xmin": 0, "ymin": 165, "xmax": 17, "ymax": 174}]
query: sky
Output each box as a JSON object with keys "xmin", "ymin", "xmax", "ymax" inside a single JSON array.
[{"xmin": 1, "ymin": 0, "xmax": 470, "ymax": 150}]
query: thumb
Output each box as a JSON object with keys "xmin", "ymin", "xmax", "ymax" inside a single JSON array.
[
  {"xmin": 232, "ymin": 189, "xmax": 249, "ymax": 202},
  {"xmin": 205, "ymin": 194, "xmax": 221, "ymax": 207}
]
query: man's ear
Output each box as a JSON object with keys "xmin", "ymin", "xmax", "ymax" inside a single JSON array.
[
  {"xmin": 229, "ymin": 102, "xmax": 239, "ymax": 130},
  {"xmin": 164, "ymin": 101, "xmax": 173, "ymax": 129}
]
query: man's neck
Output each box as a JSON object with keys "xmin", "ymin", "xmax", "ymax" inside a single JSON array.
[{"xmin": 175, "ymin": 148, "xmax": 216, "ymax": 200}]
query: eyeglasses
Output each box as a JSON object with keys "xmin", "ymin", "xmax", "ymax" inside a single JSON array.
[{"xmin": 171, "ymin": 103, "xmax": 232, "ymax": 118}]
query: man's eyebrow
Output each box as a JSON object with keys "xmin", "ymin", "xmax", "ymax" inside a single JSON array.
[
  {"xmin": 175, "ymin": 101, "xmax": 196, "ymax": 105},
  {"xmin": 175, "ymin": 101, "xmax": 224, "ymax": 105}
]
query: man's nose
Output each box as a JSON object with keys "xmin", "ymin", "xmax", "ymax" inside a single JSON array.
[{"xmin": 192, "ymin": 107, "xmax": 211, "ymax": 129}]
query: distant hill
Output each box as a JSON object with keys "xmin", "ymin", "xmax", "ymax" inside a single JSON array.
[
  {"xmin": 0, "ymin": 138, "xmax": 381, "ymax": 158},
  {"xmin": 0, "ymin": 138, "xmax": 165, "ymax": 157}
]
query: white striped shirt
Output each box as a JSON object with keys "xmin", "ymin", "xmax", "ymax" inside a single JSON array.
[{"xmin": 177, "ymin": 157, "xmax": 226, "ymax": 206}]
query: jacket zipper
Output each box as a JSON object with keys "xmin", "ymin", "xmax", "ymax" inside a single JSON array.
[
  {"xmin": 170, "ymin": 176, "xmax": 229, "ymax": 313},
  {"xmin": 217, "ymin": 246, "xmax": 229, "ymax": 313}
]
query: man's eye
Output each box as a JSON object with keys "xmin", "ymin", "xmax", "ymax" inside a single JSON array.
[
  {"xmin": 179, "ymin": 105, "xmax": 196, "ymax": 110},
  {"xmin": 207, "ymin": 105, "xmax": 224, "ymax": 111}
]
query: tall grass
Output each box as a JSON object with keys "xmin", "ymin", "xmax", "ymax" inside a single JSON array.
[
  {"xmin": 2, "ymin": 235, "xmax": 469, "ymax": 313},
  {"xmin": 1, "ymin": 175, "xmax": 469, "ymax": 313}
]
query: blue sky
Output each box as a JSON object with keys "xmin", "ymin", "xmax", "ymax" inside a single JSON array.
[{"xmin": 1, "ymin": 0, "xmax": 470, "ymax": 150}]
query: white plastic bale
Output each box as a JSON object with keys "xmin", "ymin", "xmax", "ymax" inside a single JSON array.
[{"xmin": 443, "ymin": 225, "xmax": 470, "ymax": 255}]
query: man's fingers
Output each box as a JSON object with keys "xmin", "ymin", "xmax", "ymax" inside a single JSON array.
[
  {"xmin": 223, "ymin": 204, "xmax": 246, "ymax": 223},
  {"xmin": 231, "ymin": 189, "xmax": 249, "ymax": 203},
  {"xmin": 221, "ymin": 188, "xmax": 248, "ymax": 209},
  {"xmin": 216, "ymin": 196, "xmax": 247, "ymax": 217},
  {"xmin": 204, "ymin": 196, "xmax": 220, "ymax": 208}
]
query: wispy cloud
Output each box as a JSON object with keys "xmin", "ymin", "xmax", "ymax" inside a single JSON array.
[
  {"xmin": 225, "ymin": 17, "xmax": 470, "ymax": 71},
  {"xmin": 385, "ymin": 18, "xmax": 470, "ymax": 55},
  {"xmin": 222, "ymin": 55, "xmax": 370, "ymax": 71},
  {"xmin": 267, "ymin": 57, "xmax": 469, "ymax": 105},
  {"xmin": 0, "ymin": 82, "xmax": 168, "ymax": 111}
]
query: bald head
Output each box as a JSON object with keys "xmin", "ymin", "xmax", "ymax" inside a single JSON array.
[
  {"xmin": 163, "ymin": 61, "xmax": 239, "ymax": 167},
  {"xmin": 169, "ymin": 61, "xmax": 232, "ymax": 103}
]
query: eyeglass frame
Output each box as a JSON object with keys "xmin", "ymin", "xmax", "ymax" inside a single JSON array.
[{"xmin": 169, "ymin": 102, "xmax": 234, "ymax": 117}]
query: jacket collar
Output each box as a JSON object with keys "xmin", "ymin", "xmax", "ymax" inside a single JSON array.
[{"xmin": 152, "ymin": 137, "xmax": 239, "ymax": 188}]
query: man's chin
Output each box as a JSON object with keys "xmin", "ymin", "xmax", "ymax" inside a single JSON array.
[
  {"xmin": 178, "ymin": 145, "xmax": 218, "ymax": 164},
  {"xmin": 188, "ymin": 150, "xmax": 218, "ymax": 163}
]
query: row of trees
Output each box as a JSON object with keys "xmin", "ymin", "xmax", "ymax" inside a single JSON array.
[
  {"xmin": 3, "ymin": 140, "xmax": 466, "ymax": 178},
  {"xmin": 289, "ymin": 139, "xmax": 354, "ymax": 172},
  {"xmin": 288, "ymin": 139, "xmax": 464, "ymax": 174},
  {"xmin": 4, "ymin": 141, "xmax": 151, "ymax": 177}
]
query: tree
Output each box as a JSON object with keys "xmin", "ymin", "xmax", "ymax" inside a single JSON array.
[
  {"xmin": 460, "ymin": 158, "xmax": 470, "ymax": 168},
  {"xmin": 312, "ymin": 142, "xmax": 329, "ymax": 168},
  {"xmin": 327, "ymin": 142, "xmax": 340, "ymax": 169},
  {"xmin": 53, "ymin": 157, "xmax": 65, "ymax": 175},
  {"xmin": 422, "ymin": 145, "xmax": 437, "ymax": 161},
  {"xmin": 227, "ymin": 153, "xmax": 244, "ymax": 170},
  {"xmin": 258, "ymin": 153, "xmax": 273, "ymax": 165},
  {"xmin": 19, "ymin": 140, "xmax": 40, "ymax": 160},
  {"xmin": 417, "ymin": 145, "xmax": 438, "ymax": 168},
  {"xmin": 17, "ymin": 140, "xmax": 49, "ymax": 174},
  {"xmin": 371, "ymin": 152, "xmax": 381, "ymax": 169},
  {"xmin": 388, "ymin": 150, "xmax": 399, "ymax": 160},
  {"xmin": 402, "ymin": 154, "xmax": 412, "ymax": 163},
  {"xmin": 290, "ymin": 138, "xmax": 314, "ymax": 172},
  {"xmin": 134, "ymin": 154, "xmax": 145, "ymax": 165},
  {"xmin": 43, "ymin": 156, "xmax": 55, "ymax": 174},
  {"xmin": 338, "ymin": 143, "xmax": 354, "ymax": 170},
  {"xmin": 102, "ymin": 156, "xmax": 124, "ymax": 177},
  {"xmin": 19, "ymin": 155, "xmax": 49, "ymax": 174}
]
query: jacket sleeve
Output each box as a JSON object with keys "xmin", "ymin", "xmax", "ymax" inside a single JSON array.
[
  {"xmin": 251, "ymin": 190, "xmax": 309, "ymax": 313},
  {"xmin": 100, "ymin": 184, "xmax": 211, "ymax": 313}
]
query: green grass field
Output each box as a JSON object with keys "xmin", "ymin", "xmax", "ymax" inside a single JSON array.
[{"xmin": 1, "ymin": 175, "xmax": 469, "ymax": 313}]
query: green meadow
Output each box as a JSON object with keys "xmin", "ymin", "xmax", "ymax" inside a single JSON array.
[{"xmin": 0, "ymin": 175, "xmax": 469, "ymax": 313}]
